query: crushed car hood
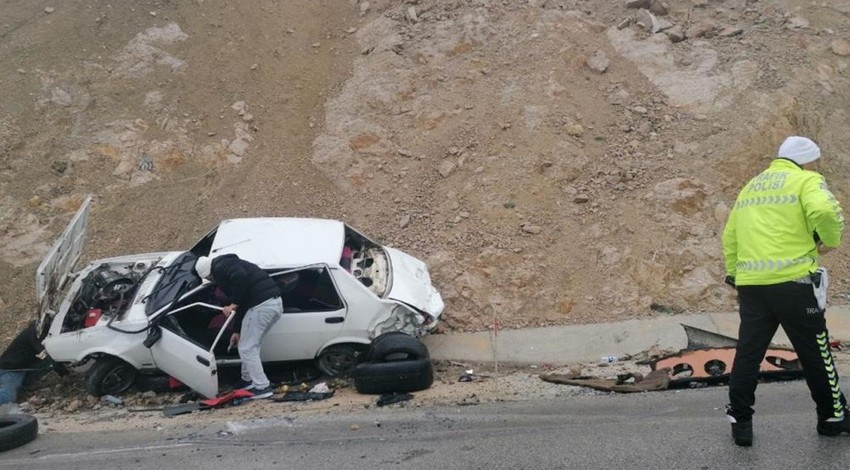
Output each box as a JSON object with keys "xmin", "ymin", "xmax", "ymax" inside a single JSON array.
[
  {"xmin": 37, "ymin": 196, "xmax": 92, "ymax": 331},
  {"xmin": 384, "ymin": 247, "xmax": 444, "ymax": 318}
]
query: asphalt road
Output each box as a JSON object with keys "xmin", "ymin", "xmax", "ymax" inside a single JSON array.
[{"xmin": 3, "ymin": 381, "xmax": 850, "ymax": 469}]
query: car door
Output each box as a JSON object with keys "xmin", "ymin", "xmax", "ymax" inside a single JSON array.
[
  {"xmin": 148, "ymin": 302, "xmax": 233, "ymax": 398},
  {"xmin": 261, "ymin": 265, "xmax": 347, "ymax": 361}
]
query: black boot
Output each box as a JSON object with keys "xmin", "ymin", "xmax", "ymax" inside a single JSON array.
[
  {"xmin": 817, "ymin": 417, "xmax": 850, "ymax": 436},
  {"xmin": 731, "ymin": 421, "xmax": 753, "ymax": 447}
]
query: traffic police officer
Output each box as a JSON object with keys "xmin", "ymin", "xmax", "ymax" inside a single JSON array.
[{"xmin": 722, "ymin": 136, "xmax": 848, "ymax": 446}]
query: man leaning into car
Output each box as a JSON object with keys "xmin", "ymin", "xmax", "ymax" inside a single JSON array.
[{"xmin": 195, "ymin": 254, "xmax": 282, "ymax": 399}]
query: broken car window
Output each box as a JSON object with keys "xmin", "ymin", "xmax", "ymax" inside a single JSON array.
[
  {"xmin": 275, "ymin": 267, "xmax": 343, "ymax": 313},
  {"xmin": 145, "ymin": 252, "xmax": 202, "ymax": 315}
]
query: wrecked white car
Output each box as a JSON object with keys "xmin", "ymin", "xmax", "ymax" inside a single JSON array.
[{"xmin": 37, "ymin": 197, "xmax": 444, "ymax": 398}]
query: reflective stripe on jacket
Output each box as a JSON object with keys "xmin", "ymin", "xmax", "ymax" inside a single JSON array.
[{"xmin": 722, "ymin": 158, "xmax": 844, "ymax": 286}]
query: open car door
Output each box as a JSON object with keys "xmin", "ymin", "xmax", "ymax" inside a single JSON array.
[
  {"xmin": 36, "ymin": 195, "xmax": 92, "ymax": 336},
  {"xmin": 148, "ymin": 302, "xmax": 235, "ymax": 398}
]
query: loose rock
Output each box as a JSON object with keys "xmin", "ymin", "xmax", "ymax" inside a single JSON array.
[
  {"xmin": 586, "ymin": 50, "xmax": 610, "ymax": 74},
  {"xmin": 665, "ymin": 26, "xmax": 686, "ymax": 43},
  {"xmin": 521, "ymin": 223, "xmax": 542, "ymax": 235},
  {"xmin": 831, "ymin": 39, "xmax": 850, "ymax": 57},
  {"xmin": 44, "ymin": 7, "xmax": 55, "ymax": 14},
  {"xmin": 399, "ymin": 214, "xmax": 411, "ymax": 228},
  {"xmin": 787, "ymin": 17, "xmax": 810, "ymax": 29},
  {"xmin": 573, "ymin": 195, "xmax": 590, "ymax": 204},
  {"xmin": 565, "ymin": 123, "xmax": 584, "ymax": 137},
  {"xmin": 636, "ymin": 9, "xmax": 673, "ymax": 34},
  {"xmin": 625, "ymin": 0, "xmax": 651, "ymax": 9},
  {"xmin": 406, "ymin": 6, "xmax": 418, "ymax": 23},
  {"xmin": 438, "ymin": 160, "xmax": 456, "ymax": 178},
  {"xmin": 718, "ymin": 26, "xmax": 743, "ymax": 38},
  {"xmin": 231, "ymin": 101, "xmax": 247, "ymax": 113},
  {"xmin": 686, "ymin": 21, "xmax": 716, "ymax": 39},
  {"xmin": 648, "ymin": 0, "xmax": 669, "ymax": 16}
]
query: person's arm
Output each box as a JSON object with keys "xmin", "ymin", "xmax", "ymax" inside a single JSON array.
[
  {"xmin": 722, "ymin": 206, "xmax": 738, "ymax": 283},
  {"xmin": 801, "ymin": 174, "xmax": 844, "ymax": 249}
]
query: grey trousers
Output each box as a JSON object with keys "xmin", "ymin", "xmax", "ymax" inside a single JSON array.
[{"xmin": 238, "ymin": 297, "xmax": 283, "ymax": 388}]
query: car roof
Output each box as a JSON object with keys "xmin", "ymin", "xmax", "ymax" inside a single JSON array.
[{"xmin": 209, "ymin": 218, "xmax": 345, "ymax": 268}]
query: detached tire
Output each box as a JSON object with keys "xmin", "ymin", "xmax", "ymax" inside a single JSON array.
[
  {"xmin": 86, "ymin": 356, "xmax": 138, "ymax": 397},
  {"xmin": 0, "ymin": 414, "xmax": 38, "ymax": 452},
  {"xmin": 368, "ymin": 333, "xmax": 429, "ymax": 362},
  {"xmin": 352, "ymin": 358, "xmax": 434, "ymax": 394}
]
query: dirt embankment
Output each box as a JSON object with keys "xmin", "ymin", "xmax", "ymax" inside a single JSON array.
[{"xmin": 3, "ymin": 0, "xmax": 850, "ymax": 345}]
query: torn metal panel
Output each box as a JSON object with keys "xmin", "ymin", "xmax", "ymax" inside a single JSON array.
[
  {"xmin": 649, "ymin": 346, "xmax": 802, "ymax": 381},
  {"xmin": 681, "ymin": 324, "xmax": 739, "ymax": 349}
]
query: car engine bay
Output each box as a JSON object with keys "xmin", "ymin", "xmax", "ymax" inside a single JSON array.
[{"xmin": 61, "ymin": 261, "xmax": 151, "ymax": 333}]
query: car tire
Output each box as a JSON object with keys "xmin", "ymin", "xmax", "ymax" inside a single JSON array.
[
  {"xmin": 368, "ymin": 333, "xmax": 429, "ymax": 362},
  {"xmin": 316, "ymin": 344, "xmax": 364, "ymax": 377},
  {"xmin": 0, "ymin": 414, "xmax": 38, "ymax": 452},
  {"xmin": 85, "ymin": 356, "xmax": 138, "ymax": 397},
  {"xmin": 352, "ymin": 358, "xmax": 434, "ymax": 394}
]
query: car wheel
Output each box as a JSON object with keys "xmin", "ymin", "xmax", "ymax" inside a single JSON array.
[
  {"xmin": 85, "ymin": 356, "xmax": 138, "ymax": 397},
  {"xmin": 0, "ymin": 414, "xmax": 38, "ymax": 452},
  {"xmin": 316, "ymin": 344, "xmax": 363, "ymax": 377},
  {"xmin": 368, "ymin": 332, "xmax": 429, "ymax": 362},
  {"xmin": 352, "ymin": 358, "xmax": 434, "ymax": 394}
]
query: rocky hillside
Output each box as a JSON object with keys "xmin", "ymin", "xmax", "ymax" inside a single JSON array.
[{"xmin": 3, "ymin": 0, "xmax": 850, "ymax": 341}]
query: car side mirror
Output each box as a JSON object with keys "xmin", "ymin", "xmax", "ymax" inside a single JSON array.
[{"xmin": 143, "ymin": 326, "xmax": 162, "ymax": 348}]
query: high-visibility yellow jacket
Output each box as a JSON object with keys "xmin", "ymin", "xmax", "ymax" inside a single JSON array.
[{"xmin": 722, "ymin": 158, "xmax": 844, "ymax": 286}]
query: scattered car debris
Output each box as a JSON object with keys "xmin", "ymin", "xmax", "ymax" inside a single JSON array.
[
  {"xmin": 102, "ymin": 395, "xmax": 124, "ymax": 406},
  {"xmin": 309, "ymin": 382, "xmax": 330, "ymax": 394},
  {"xmin": 162, "ymin": 389, "xmax": 254, "ymax": 417},
  {"xmin": 162, "ymin": 403, "xmax": 205, "ymax": 417},
  {"xmin": 459, "ymin": 369, "xmax": 475, "ymax": 382},
  {"xmin": 540, "ymin": 369, "xmax": 670, "ymax": 393},
  {"xmin": 648, "ymin": 346, "xmax": 802, "ymax": 384},
  {"xmin": 542, "ymin": 324, "xmax": 808, "ymax": 393},
  {"xmin": 128, "ymin": 406, "xmax": 166, "ymax": 413},
  {"xmin": 376, "ymin": 393, "xmax": 413, "ymax": 407},
  {"xmin": 273, "ymin": 390, "xmax": 335, "ymax": 402},
  {"xmin": 599, "ymin": 355, "xmax": 622, "ymax": 364},
  {"xmin": 627, "ymin": 324, "xmax": 807, "ymax": 387}
]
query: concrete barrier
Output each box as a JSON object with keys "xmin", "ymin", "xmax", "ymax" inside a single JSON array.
[{"xmin": 422, "ymin": 307, "xmax": 850, "ymax": 364}]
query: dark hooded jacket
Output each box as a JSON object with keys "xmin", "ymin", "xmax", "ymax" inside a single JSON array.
[
  {"xmin": 0, "ymin": 323, "xmax": 44, "ymax": 370},
  {"xmin": 210, "ymin": 254, "xmax": 281, "ymax": 329}
]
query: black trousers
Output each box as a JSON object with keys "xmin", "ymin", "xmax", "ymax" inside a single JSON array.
[{"xmin": 729, "ymin": 282, "xmax": 847, "ymax": 422}]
